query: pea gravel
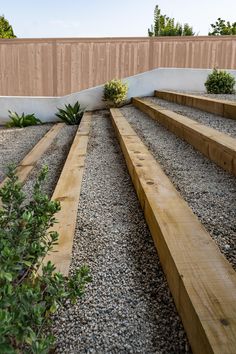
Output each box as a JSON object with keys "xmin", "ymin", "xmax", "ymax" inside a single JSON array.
[
  {"xmin": 52, "ymin": 111, "xmax": 191, "ymax": 354},
  {"xmin": 144, "ymin": 96, "xmax": 236, "ymax": 138},
  {"xmin": 0, "ymin": 124, "xmax": 52, "ymax": 182},
  {"xmin": 176, "ymin": 91, "xmax": 236, "ymax": 102},
  {"xmin": 120, "ymin": 105, "xmax": 236, "ymax": 268}
]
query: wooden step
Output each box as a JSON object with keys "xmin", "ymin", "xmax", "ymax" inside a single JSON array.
[
  {"xmin": 43, "ymin": 112, "xmax": 92, "ymax": 275},
  {"xmin": 110, "ymin": 107, "xmax": 236, "ymax": 354},
  {"xmin": 0, "ymin": 123, "xmax": 64, "ymax": 189},
  {"xmin": 132, "ymin": 98, "xmax": 236, "ymax": 176},
  {"xmin": 155, "ymin": 90, "xmax": 236, "ymax": 120}
]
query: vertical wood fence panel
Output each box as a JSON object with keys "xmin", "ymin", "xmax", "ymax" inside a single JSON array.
[{"xmin": 0, "ymin": 36, "xmax": 235, "ymax": 96}]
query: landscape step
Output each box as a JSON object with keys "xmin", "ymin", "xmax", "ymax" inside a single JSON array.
[
  {"xmin": 42, "ymin": 112, "xmax": 92, "ymax": 275},
  {"xmin": 132, "ymin": 97, "xmax": 236, "ymax": 176},
  {"xmin": 155, "ymin": 90, "xmax": 236, "ymax": 120},
  {"xmin": 110, "ymin": 107, "xmax": 236, "ymax": 354}
]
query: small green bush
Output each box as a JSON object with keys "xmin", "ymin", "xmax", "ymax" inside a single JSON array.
[
  {"xmin": 0, "ymin": 165, "xmax": 91, "ymax": 353},
  {"xmin": 205, "ymin": 69, "xmax": 235, "ymax": 94},
  {"xmin": 7, "ymin": 111, "xmax": 42, "ymax": 128},
  {"xmin": 56, "ymin": 102, "xmax": 84, "ymax": 125},
  {"xmin": 103, "ymin": 79, "xmax": 128, "ymax": 107}
]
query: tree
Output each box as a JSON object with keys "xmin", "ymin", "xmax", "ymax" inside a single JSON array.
[
  {"xmin": 148, "ymin": 5, "xmax": 194, "ymax": 37},
  {"xmin": 209, "ymin": 18, "xmax": 236, "ymax": 35},
  {"xmin": 0, "ymin": 15, "xmax": 16, "ymax": 38}
]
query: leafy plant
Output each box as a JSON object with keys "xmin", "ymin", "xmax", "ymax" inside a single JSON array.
[
  {"xmin": 0, "ymin": 165, "xmax": 91, "ymax": 353},
  {"xmin": 7, "ymin": 111, "xmax": 42, "ymax": 128},
  {"xmin": 103, "ymin": 79, "xmax": 128, "ymax": 107},
  {"xmin": 56, "ymin": 102, "xmax": 85, "ymax": 125},
  {"xmin": 205, "ymin": 69, "xmax": 236, "ymax": 94},
  {"xmin": 209, "ymin": 18, "xmax": 236, "ymax": 35}
]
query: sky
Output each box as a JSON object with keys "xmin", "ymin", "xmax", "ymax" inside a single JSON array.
[{"xmin": 1, "ymin": 0, "xmax": 236, "ymax": 38}]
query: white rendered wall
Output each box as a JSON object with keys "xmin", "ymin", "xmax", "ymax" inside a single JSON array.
[{"xmin": 0, "ymin": 68, "xmax": 236, "ymax": 124}]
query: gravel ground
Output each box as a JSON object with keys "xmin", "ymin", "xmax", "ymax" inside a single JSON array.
[
  {"xmin": 120, "ymin": 105, "xmax": 236, "ymax": 268},
  {"xmin": 53, "ymin": 111, "xmax": 191, "ymax": 354},
  {"xmin": 22, "ymin": 125, "xmax": 77, "ymax": 199},
  {"xmin": 175, "ymin": 91, "xmax": 236, "ymax": 102},
  {"xmin": 144, "ymin": 97, "xmax": 236, "ymax": 138},
  {"xmin": 0, "ymin": 124, "xmax": 52, "ymax": 182}
]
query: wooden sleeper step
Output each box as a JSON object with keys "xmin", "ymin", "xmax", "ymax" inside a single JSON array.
[
  {"xmin": 42, "ymin": 112, "xmax": 92, "ymax": 275},
  {"xmin": 132, "ymin": 97, "xmax": 236, "ymax": 176},
  {"xmin": 155, "ymin": 90, "xmax": 236, "ymax": 120},
  {"xmin": 110, "ymin": 107, "xmax": 236, "ymax": 354}
]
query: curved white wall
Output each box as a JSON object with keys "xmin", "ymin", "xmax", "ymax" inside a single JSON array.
[{"xmin": 0, "ymin": 68, "xmax": 236, "ymax": 124}]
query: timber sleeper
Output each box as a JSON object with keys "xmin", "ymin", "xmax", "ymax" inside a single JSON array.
[{"xmin": 110, "ymin": 107, "xmax": 236, "ymax": 354}]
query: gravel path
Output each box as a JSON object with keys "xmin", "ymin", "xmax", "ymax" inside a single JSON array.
[
  {"xmin": 144, "ymin": 97, "xmax": 236, "ymax": 138},
  {"xmin": 0, "ymin": 124, "xmax": 52, "ymax": 182},
  {"xmin": 22, "ymin": 125, "xmax": 77, "ymax": 199},
  {"xmin": 53, "ymin": 111, "xmax": 191, "ymax": 354},
  {"xmin": 120, "ymin": 105, "xmax": 236, "ymax": 268},
  {"xmin": 175, "ymin": 91, "xmax": 236, "ymax": 102}
]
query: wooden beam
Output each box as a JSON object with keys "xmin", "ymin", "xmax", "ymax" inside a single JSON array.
[
  {"xmin": 132, "ymin": 98, "xmax": 236, "ymax": 176},
  {"xmin": 155, "ymin": 90, "xmax": 236, "ymax": 120},
  {"xmin": 110, "ymin": 107, "xmax": 236, "ymax": 354},
  {"xmin": 0, "ymin": 123, "xmax": 64, "ymax": 188},
  {"xmin": 43, "ymin": 112, "xmax": 92, "ymax": 275}
]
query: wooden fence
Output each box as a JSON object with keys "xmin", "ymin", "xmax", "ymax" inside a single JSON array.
[{"xmin": 0, "ymin": 36, "xmax": 235, "ymax": 96}]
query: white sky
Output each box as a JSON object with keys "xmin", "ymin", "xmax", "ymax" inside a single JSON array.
[{"xmin": 1, "ymin": 0, "xmax": 236, "ymax": 37}]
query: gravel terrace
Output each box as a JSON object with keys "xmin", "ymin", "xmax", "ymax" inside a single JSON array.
[
  {"xmin": 22, "ymin": 125, "xmax": 77, "ymax": 199},
  {"xmin": 120, "ymin": 105, "xmax": 236, "ymax": 268},
  {"xmin": 0, "ymin": 124, "xmax": 52, "ymax": 183},
  {"xmin": 175, "ymin": 91, "xmax": 236, "ymax": 102},
  {"xmin": 144, "ymin": 97, "xmax": 236, "ymax": 138},
  {"xmin": 53, "ymin": 111, "xmax": 191, "ymax": 354}
]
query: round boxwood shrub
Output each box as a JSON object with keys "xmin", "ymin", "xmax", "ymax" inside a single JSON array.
[
  {"xmin": 205, "ymin": 69, "xmax": 235, "ymax": 94},
  {"xmin": 103, "ymin": 79, "xmax": 128, "ymax": 107}
]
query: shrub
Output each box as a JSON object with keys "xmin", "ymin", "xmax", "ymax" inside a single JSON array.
[
  {"xmin": 56, "ymin": 102, "xmax": 84, "ymax": 125},
  {"xmin": 205, "ymin": 69, "xmax": 236, "ymax": 94},
  {"xmin": 7, "ymin": 111, "xmax": 42, "ymax": 128},
  {"xmin": 103, "ymin": 79, "xmax": 128, "ymax": 107},
  {"xmin": 0, "ymin": 165, "xmax": 91, "ymax": 353}
]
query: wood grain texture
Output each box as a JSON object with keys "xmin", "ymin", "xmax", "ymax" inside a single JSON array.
[
  {"xmin": 0, "ymin": 36, "xmax": 236, "ymax": 96},
  {"xmin": 155, "ymin": 90, "xmax": 236, "ymax": 120},
  {"xmin": 0, "ymin": 123, "xmax": 64, "ymax": 190},
  {"xmin": 110, "ymin": 107, "xmax": 236, "ymax": 354},
  {"xmin": 132, "ymin": 98, "xmax": 236, "ymax": 176},
  {"xmin": 43, "ymin": 112, "xmax": 92, "ymax": 275}
]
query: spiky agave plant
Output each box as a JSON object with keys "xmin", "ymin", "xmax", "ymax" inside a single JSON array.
[
  {"xmin": 7, "ymin": 111, "xmax": 42, "ymax": 128},
  {"xmin": 55, "ymin": 102, "xmax": 85, "ymax": 125}
]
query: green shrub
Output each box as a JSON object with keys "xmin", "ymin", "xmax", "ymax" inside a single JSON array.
[
  {"xmin": 0, "ymin": 165, "xmax": 91, "ymax": 353},
  {"xmin": 205, "ymin": 69, "xmax": 235, "ymax": 94},
  {"xmin": 7, "ymin": 111, "xmax": 42, "ymax": 128},
  {"xmin": 103, "ymin": 79, "xmax": 128, "ymax": 107},
  {"xmin": 56, "ymin": 102, "xmax": 84, "ymax": 125}
]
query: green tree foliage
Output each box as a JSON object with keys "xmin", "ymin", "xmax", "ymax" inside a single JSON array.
[
  {"xmin": 0, "ymin": 15, "xmax": 16, "ymax": 38},
  {"xmin": 148, "ymin": 5, "xmax": 194, "ymax": 37},
  {"xmin": 209, "ymin": 18, "xmax": 236, "ymax": 35}
]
